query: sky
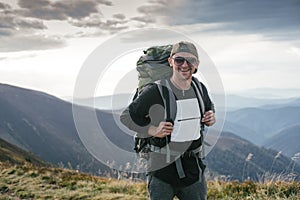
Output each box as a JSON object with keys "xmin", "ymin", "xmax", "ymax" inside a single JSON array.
[{"xmin": 1, "ymin": 0, "xmax": 300, "ymax": 99}]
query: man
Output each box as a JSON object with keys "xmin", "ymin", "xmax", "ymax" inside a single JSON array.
[{"xmin": 120, "ymin": 41, "xmax": 215, "ymax": 200}]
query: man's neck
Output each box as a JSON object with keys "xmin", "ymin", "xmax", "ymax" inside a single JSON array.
[{"xmin": 170, "ymin": 76, "xmax": 192, "ymax": 90}]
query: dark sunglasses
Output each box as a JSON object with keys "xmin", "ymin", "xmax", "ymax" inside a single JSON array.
[{"xmin": 172, "ymin": 56, "xmax": 198, "ymax": 67}]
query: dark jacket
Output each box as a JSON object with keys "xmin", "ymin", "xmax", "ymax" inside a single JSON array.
[{"xmin": 120, "ymin": 78, "xmax": 214, "ymax": 187}]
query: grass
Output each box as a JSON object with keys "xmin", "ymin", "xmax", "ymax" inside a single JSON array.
[
  {"xmin": 1, "ymin": 161, "xmax": 300, "ymax": 200},
  {"xmin": 0, "ymin": 162, "xmax": 147, "ymax": 200}
]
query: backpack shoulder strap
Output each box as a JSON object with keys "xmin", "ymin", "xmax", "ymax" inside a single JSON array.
[
  {"xmin": 155, "ymin": 79, "xmax": 177, "ymax": 123},
  {"xmin": 191, "ymin": 77, "xmax": 205, "ymax": 117}
]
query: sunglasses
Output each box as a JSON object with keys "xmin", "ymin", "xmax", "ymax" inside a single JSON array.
[{"xmin": 172, "ymin": 56, "xmax": 198, "ymax": 67}]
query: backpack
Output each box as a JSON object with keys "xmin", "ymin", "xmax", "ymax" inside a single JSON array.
[
  {"xmin": 136, "ymin": 44, "xmax": 173, "ymax": 93},
  {"xmin": 133, "ymin": 45, "xmax": 206, "ymax": 161}
]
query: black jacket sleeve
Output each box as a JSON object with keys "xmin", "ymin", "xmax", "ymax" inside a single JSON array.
[
  {"xmin": 200, "ymin": 82, "xmax": 215, "ymax": 113},
  {"xmin": 120, "ymin": 84, "xmax": 165, "ymax": 137}
]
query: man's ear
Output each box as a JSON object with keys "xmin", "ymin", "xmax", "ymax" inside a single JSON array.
[
  {"xmin": 168, "ymin": 57, "xmax": 173, "ymax": 67},
  {"xmin": 193, "ymin": 68, "xmax": 198, "ymax": 74}
]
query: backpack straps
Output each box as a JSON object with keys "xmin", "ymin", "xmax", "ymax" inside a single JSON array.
[
  {"xmin": 155, "ymin": 79, "xmax": 176, "ymax": 163},
  {"xmin": 192, "ymin": 77, "xmax": 208, "ymax": 160},
  {"xmin": 155, "ymin": 78, "xmax": 208, "ymax": 179},
  {"xmin": 155, "ymin": 79, "xmax": 177, "ymax": 123}
]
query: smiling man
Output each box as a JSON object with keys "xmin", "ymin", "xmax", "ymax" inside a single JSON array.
[{"xmin": 121, "ymin": 41, "xmax": 215, "ymax": 200}]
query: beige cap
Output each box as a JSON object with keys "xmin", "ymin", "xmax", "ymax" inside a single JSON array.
[{"xmin": 170, "ymin": 41, "xmax": 198, "ymax": 59}]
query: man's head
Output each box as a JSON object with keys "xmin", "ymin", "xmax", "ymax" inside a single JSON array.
[
  {"xmin": 169, "ymin": 41, "xmax": 199, "ymax": 78},
  {"xmin": 170, "ymin": 41, "xmax": 198, "ymax": 59}
]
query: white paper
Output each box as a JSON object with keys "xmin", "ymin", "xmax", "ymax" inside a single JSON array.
[{"xmin": 171, "ymin": 98, "xmax": 201, "ymax": 142}]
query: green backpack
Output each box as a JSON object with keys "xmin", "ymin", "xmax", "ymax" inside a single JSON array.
[
  {"xmin": 133, "ymin": 45, "xmax": 208, "ymax": 178},
  {"xmin": 136, "ymin": 44, "xmax": 173, "ymax": 93}
]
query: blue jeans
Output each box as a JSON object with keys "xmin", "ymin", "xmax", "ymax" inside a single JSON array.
[{"xmin": 147, "ymin": 174, "xmax": 207, "ymax": 200}]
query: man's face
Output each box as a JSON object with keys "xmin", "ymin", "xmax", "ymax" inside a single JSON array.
[{"xmin": 169, "ymin": 52, "xmax": 199, "ymax": 80}]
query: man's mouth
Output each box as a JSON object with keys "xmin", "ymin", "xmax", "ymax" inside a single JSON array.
[{"xmin": 178, "ymin": 67, "xmax": 191, "ymax": 73}]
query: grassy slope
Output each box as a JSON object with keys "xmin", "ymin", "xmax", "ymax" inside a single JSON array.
[
  {"xmin": 1, "ymin": 161, "xmax": 300, "ymax": 200},
  {"xmin": 0, "ymin": 138, "xmax": 48, "ymax": 167},
  {"xmin": 0, "ymin": 162, "xmax": 147, "ymax": 200}
]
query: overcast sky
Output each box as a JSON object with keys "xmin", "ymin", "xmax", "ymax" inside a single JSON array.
[{"xmin": 1, "ymin": 0, "xmax": 300, "ymax": 99}]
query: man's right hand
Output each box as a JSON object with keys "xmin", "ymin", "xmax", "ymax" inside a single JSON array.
[{"xmin": 148, "ymin": 122, "xmax": 173, "ymax": 138}]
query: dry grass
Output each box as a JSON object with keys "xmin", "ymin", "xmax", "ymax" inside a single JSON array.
[
  {"xmin": 1, "ymin": 161, "xmax": 300, "ymax": 200},
  {"xmin": 0, "ymin": 162, "xmax": 147, "ymax": 200}
]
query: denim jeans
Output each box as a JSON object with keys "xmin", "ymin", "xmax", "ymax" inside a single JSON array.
[{"xmin": 147, "ymin": 174, "xmax": 207, "ymax": 200}]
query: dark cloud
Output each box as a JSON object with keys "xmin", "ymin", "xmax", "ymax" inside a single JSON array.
[
  {"xmin": 68, "ymin": 13, "xmax": 128, "ymax": 34},
  {"xmin": 0, "ymin": 1, "xmax": 65, "ymax": 52},
  {"xmin": 147, "ymin": 0, "xmax": 167, "ymax": 5},
  {"xmin": 113, "ymin": 13, "xmax": 126, "ymax": 20},
  {"xmin": 0, "ymin": 13, "xmax": 46, "ymax": 36},
  {"xmin": 131, "ymin": 16, "xmax": 156, "ymax": 24},
  {"xmin": 168, "ymin": 0, "xmax": 300, "ymax": 40},
  {"xmin": 167, "ymin": 0, "xmax": 300, "ymax": 25},
  {"xmin": 0, "ymin": 0, "xmax": 119, "ymax": 51},
  {"xmin": 17, "ymin": 0, "xmax": 112, "ymax": 20},
  {"xmin": 132, "ymin": 1, "xmax": 168, "ymax": 25},
  {"xmin": 0, "ymin": 1, "xmax": 11, "ymax": 9},
  {"xmin": 15, "ymin": 0, "xmax": 129, "ymax": 35},
  {"xmin": 134, "ymin": 0, "xmax": 300, "ymax": 41}
]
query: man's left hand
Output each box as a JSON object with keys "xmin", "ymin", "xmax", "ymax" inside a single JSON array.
[{"xmin": 201, "ymin": 110, "xmax": 216, "ymax": 126}]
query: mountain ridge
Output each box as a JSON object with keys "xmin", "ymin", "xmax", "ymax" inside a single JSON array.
[{"xmin": 0, "ymin": 83, "xmax": 299, "ymax": 181}]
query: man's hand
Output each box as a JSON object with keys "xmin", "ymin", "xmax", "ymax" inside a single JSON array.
[
  {"xmin": 148, "ymin": 121, "xmax": 173, "ymax": 138},
  {"xmin": 201, "ymin": 110, "xmax": 216, "ymax": 126}
]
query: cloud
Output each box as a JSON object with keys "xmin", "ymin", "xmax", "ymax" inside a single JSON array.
[
  {"xmin": 0, "ymin": 1, "xmax": 65, "ymax": 52},
  {"xmin": 132, "ymin": 0, "xmax": 170, "ymax": 26},
  {"xmin": 131, "ymin": 15, "xmax": 156, "ymax": 24},
  {"xmin": 0, "ymin": 1, "xmax": 11, "ymax": 9},
  {"xmin": 0, "ymin": 0, "xmax": 120, "ymax": 51},
  {"xmin": 133, "ymin": 0, "xmax": 300, "ymax": 42},
  {"xmin": 17, "ymin": 0, "xmax": 112, "ymax": 20},
  {"xmin": 0, "ymin": 34, "xmax": 65, "ymax": 52},
  {"xmin": 68, "ymin": 13, "xmax": 128, "ymax": 34},
  {"xmin": 166, "ymin": 0, "xmax": 300, "ymax": 40},
  {"xmin": 14, "ymin": 0, "xmax": 131, "ymax": 36},
  {"xmin": 113, "ymin": 13, "xmax": 126, "ymax": 20},
  {"xmin": 0, "ymin": 14, "xmax": 47, "ymax": 31}
]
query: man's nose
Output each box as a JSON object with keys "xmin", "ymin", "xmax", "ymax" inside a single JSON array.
[{"xmin": 182, "ymin": 60, "xmax": 189, "ymax": 67}]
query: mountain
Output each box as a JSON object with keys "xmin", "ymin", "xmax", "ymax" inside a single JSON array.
[
  {"xmin": 0, "ymin": 137, "xmax": 47, "ymax": 166},
  {"xmin": 0, "ymin": 83, "xmax": 111, "ymax": 174},
  {"xmin": 1, "ymin": 83, "xmax": 299, "ymax": 181},
  {"xmin": 206, "ymin": 131, "xmax": 300, "ymax": 181},
  {"xmin": 72, "ymin": 94, "xmax": 300, "ymax": 112},
  {"xmin": 224, "ymin": 106, "xmax": 300, "ymax": 145},
  {"xmin": 235, "ymin": 88, "xmax": 300, "ymax": 99},
  {"xmin": 225, "ymin": 95, "xmax": 298, "ymax": 111},
  {"xmin": 264, "ymin": 124, "xmax": 300, "ymax": 159},
  {"xmin": 72, "ymin": 93, "xmax": 133, "ymax": 111}
]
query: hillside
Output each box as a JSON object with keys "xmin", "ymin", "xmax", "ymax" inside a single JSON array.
[
  {"xmin": 0, "ymin": 161, "xmax": 147, "ymax": 200},
  {"xmin": 206, "ymin": 132, "xmax": 300, "ymax": 181},
  {"xmin": 0, "ymin": 137, "xmax": 47, "ymax": 166},
  {"xmin": 0, "ymin": 83, "xmax": 110, "ymax": 174},
  {"xmin": 264, "ymin": 124, "xmax": 300, "ymax": 158},
  {"xmin": 225, "ymin": 95, "xmax": 298, "ymax": 111},
  {"xmin": 1, "ymin": 83, "xmax": 300, "ymax": 181},
  {"xmin": 224, "ymin": 106, "xmax": 300, "ymax": 145}
]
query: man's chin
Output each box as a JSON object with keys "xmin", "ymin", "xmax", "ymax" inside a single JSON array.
[{"xmin": 179, "ymin": 72, "xmax": 192, "ymax": 80}]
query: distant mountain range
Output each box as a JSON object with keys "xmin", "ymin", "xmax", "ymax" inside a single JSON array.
[
  {"xmin": 72, "ymin": 93, "xmax": 300, "ymax": 111},
  {"xmin": 0, "ymin": 83, "xmax": 299, "ymax": 181},
  {"xmin": 73, "ymin": 92, "xmax": 300, "ymax": 159},
  {"xmin": 224, "ymin": 106, "xmax": 300, "ymax": 145},
  {"xmin": 264, "ymin": 124, "xmax": 300, "ymax": 158}
]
